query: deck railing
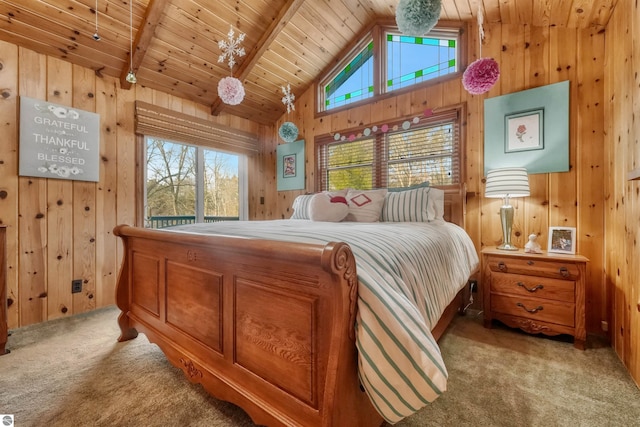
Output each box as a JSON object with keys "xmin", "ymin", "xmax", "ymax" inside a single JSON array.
[{"xmin": 147, "ymin": 215, "xmax": 239, "ymax": 229}]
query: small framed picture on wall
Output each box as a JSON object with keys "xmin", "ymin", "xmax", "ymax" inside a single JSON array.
[{"xmin": 547, "ymin": 227, "xmax": 576, "ymax": 254}]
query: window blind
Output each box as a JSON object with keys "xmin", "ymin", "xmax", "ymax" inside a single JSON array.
[
  {"xmin": 317, "ymin": 108, "xmax": 461, "ymax": 191},
  {"xmin": 135, "ymin": 101, "xmax": 258, "ymax": 156}
]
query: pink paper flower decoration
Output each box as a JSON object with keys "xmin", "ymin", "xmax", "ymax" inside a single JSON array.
[
  {"xmin": 218, "ymin": 76, "xmax": 245, "ymax": 105},
  {"xmin": 462, "ymin": 57, "xmax": 500, "ymax": 95}
]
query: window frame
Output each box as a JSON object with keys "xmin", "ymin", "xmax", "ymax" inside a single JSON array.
[
  {"xmin": 139, "ymin": 135, "xmax": 248, "ymax": 228},
  {"xmin": 315, "ymin": 105, "xmax": 465, "ymax": 192},
  {"xmin": 316, "ymin": 20, "xmax": 466, "ymax": 117}
]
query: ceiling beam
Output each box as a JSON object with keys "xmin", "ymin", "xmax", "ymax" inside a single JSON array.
[
  {"xmin": 119, "ymin": 0, "xmax": 170, "ymax": 90},
  {"xmin": 210, "ymin": 0, "xmax": 307, "ymax": 116}
]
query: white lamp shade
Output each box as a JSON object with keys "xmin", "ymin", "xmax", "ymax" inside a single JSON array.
[{"xmin": 485, "ymin": 167, "xmax": 530, "ymax": 198}]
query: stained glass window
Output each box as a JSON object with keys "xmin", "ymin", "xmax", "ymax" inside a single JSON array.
[
  {"xmin": 324, "ymin": 41, "xmax": 374, "ymax": 110},
  {"xmin": 386, "ymin": 30, "xmax": 458, "ymax": 92},
  {"xmin": 319, "ymin": 25, "xmax": 460, "ymax": 112}
]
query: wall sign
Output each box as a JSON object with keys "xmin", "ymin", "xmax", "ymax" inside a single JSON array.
[{"xmin": 19, "ymin": 96, "xmax": 100, "ymax": 182}]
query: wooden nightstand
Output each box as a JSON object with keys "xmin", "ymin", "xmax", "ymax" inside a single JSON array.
[{"xmin": 481, "ymin": 247, "xmax": 588, "ymax": 349}]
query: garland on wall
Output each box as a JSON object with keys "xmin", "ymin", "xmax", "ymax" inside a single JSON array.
[{"xmin": 331, "ymin": 108, "xmax": 436, "ymax": 142}]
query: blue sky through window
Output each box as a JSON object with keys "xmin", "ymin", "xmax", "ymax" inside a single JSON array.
[{"xmin": 323, "ymin": 30, "xmax": 458, "ymax": 111}]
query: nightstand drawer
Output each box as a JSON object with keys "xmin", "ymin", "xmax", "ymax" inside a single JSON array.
[
  {"xmin": 486, "ymin": 257, "xmax": 580, "ymax": 280},
  {"xmin": 491, "ymin": 294, "xmax": 575, "ymax": 327},
  {"xmin": 490, "ymin": 272, "xmax": 575, "ymax": 302}
]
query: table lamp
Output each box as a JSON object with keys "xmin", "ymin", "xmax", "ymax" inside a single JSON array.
[{"xmin": 485, "ymin": 167, "xmax": 530, "ymax": 250}]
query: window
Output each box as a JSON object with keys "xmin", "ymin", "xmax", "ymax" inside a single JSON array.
[
  {"xmin": 324, "ymin": 41, "xmax": 374, "ymax": 110},
  {"xmin": 144, "ymin": 136, "xmax": 247, "ymax": 228},
  {"xmin": 386, "ymin": 29, "xmax": 458, "ymax": 92},
  {"xmin": 316, "ymin": 109, "xmax": 461, "ymax": 191},
  {"xmin": 319, "ymin": 24, "xmax": 462, "ymax": 113}
]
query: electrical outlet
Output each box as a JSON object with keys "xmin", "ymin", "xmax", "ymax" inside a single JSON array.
[{"xmin": 71, "ymin": 279, "xmax": 82, "ymax": 294}]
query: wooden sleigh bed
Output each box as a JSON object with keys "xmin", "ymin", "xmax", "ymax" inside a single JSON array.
[{"xmin": 114, "ymin": 184, "xmax": 477, "ymax": 427}]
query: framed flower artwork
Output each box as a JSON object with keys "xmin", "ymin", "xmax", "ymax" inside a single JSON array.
[
  {"xmin": 484, "ymin": 80, "xmax": 569, "ymax": 175},
  {"xmin": 505, "ymin": 109, "xmax": 544, "ymax": 153}
]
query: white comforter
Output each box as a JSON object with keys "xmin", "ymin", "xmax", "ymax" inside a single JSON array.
[{"xmin": 170, "ymin": 219, "xmax": 479, "ymax": 423}]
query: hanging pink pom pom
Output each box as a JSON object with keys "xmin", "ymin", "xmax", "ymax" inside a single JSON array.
[
  {"xmin": 218, "ymin": 76, "xmax": 245, "ymax": 105},
  {"xmin": 462, "ymin": 57, "xmax": 500, "ymax": 95}
]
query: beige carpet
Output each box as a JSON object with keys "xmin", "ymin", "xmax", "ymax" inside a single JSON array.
[{"xmin": 1, "ymin": 306, "xmax": 639, "ymax": 427}]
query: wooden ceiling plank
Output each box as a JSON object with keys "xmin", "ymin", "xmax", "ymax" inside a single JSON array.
[
  {"xmin": 516, "ymin": 0, "xmax": 534, "ymax": 24},
  {"xmin": 482, "ymin": 0, "xmax": 502, "ymax": 23},
  {"xmin": 138, "ymin": 43, "xmax": 217, "ymax": 90},
  {"xmin": 586, "ymin": 0, "xmax": 617, "ymax": 28},
  {"xmin": 455, "ymin": 0, "xmax": 474, "ymax": 21},
  {"xmin": 532, "ymin": 0, "xmax": 552, "ymax": 27},
  {"xmin": 254, "ymin": 50, "xmax": 316, "ymax": 86},
  {"xmin": 549, "ymin": 0, "xmax": 574, "ymax": 27},
  {"xmin": 498, "ymin": 0, "xmax": 518, "ymax": 25},
  {"xmin": 0, "ymin": 0, "xmax": 617, "ymax": 126},
  {"xmin": 145, "ymin": 20, "xmax": 225, "ymax": 75},
  {"xmin": 169, "ymin": 0, "xmax": 250, "ymax": 47},
  {"xmin": 289, "ymin": 10, "xmax": 344, "ymax": 56},
  {"xmin": 567, "ymin": 0, "xmax": 593, "ymax": 29},
  {"xmin": 211, "ymin": 0, "xmax": 307, "ymax": 115},
  {"xmin": 0, "ymin": 2, "xmax": 128, "ymax": 59},
  {"xmin": 296, "ymin": 5, "xmax": 352, "ymax": 46},
  {"xmin": 0, "ymin": 27, "xmax": 121, "ymax": 77},
  {"xmin": 440, "ymin": 0, "xmax": 462, "ymax": 21},
  {"xmin": 120, "ymin": 0, "xmax": 171, "ymax": 89},
  {"xmin": 276, "ymin": 27, "xmax": 338, "ymax": 71}
]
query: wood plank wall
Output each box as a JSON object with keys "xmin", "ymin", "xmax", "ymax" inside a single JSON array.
[
  {"xmin": 1, "ymin": 9, "xmax": 637, "ymax": 391},
  {"xmin": 605, "ymin": 0, "xmax": 640, "ymax": 387},
  {"xmin": 0, "ymin": 42, "xmax": 266, "ymax": 328},
  {"xmin": 269, "ymin": 22, "xmax": 608, "ymax": 339}
]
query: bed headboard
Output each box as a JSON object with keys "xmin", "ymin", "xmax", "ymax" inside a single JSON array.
[{"xmin": 441, "ymin": 183, "xmax": 467, "ymax": 227}]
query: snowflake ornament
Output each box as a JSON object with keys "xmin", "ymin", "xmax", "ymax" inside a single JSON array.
[
  {"xmin": 281, "ymin": 84, "xmax": 295, "ymax": 114},
  {"xmin": 218, "ymin": 26, "xmax": 246, "ymax": 70}
]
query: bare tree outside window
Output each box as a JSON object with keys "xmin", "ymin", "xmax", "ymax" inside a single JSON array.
[{"xmin": 145, "ymin": 138, "xmax": 241, "ymax": 228}]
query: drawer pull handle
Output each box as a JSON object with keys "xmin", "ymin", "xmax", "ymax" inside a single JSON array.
[
  {"xmin": 527, "ymin": 261, "xmax": 534, "ymax": 266},
  {"xmin": 517, "ymin": 282, "xmax": 544, "ymax": 293},
  {"xmin": 559, "ymin": 267, "xmax": 569, "ymax": 278},
  {"xmin": 498, "ymin": 261, "xmax": 507, "ymax": 271},
  {"xmin": 516, "ymin": 302, "xmax": 543, "ymax": 314}
]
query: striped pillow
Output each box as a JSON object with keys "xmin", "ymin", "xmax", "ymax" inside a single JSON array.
[
  {"xmin": 381, "ymin": 187, "xmax": 435, "ymax": 222},
  {"xmin": 290, "ymin": 195, "xmax": 314, "ymax": 219}
]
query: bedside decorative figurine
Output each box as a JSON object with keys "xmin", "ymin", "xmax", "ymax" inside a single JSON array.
[{"xmin": 524, "ymin": 233, "xmax": 543, "ymax": 253}]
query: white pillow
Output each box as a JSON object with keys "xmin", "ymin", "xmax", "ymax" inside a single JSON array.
[
  {"xmin": 427, "ymin": 187, "xmax": 445, "ymax": 221},
  {"xmin": 291, "ymin": 194, "xmax": 314, "ymax": 219},
  {"xmin": 290, "ymin": 190, "xmax": 348, "ymax": 220},
  {"xmin": 309, "ymin": 193, "xmax": 349, "ymax": 222},
  {"xmin": 381, "ymin": 187, "xmax": 430, "ymax": 222},
  {"xmin": 345, "ymin": 189, "xmax": 387, "ymax": 222}
]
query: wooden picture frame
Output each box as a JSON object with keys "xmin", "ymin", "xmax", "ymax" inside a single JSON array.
[
  {"xmin": 548, "ymin": 226, "xmax": 576, "ymax": 254},
  {"xmin": 505, "ymin": 109, "xmax": 544, "ymax": 153},
  {"xmin": 276, "ymin": 139, "xmax": 305, "ymax": 191}
]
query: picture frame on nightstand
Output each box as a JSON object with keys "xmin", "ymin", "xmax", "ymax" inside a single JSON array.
[{"xmin": 548, "ymin": 226, "xmax": 576, "ymax": 254}]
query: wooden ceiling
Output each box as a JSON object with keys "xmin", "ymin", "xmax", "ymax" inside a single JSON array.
[{"xmin": 0, "ymin": 0, "xmax": 617, "ymax": 125}]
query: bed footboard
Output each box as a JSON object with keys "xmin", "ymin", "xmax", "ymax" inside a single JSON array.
[{"xmin": 114, "ymin": 225, "xmax": 383, "ymax": 427}]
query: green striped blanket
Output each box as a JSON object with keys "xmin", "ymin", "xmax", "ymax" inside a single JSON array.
[{"xmin": 171, "ymin": 219, "xmax": 479, "ymax": 423}]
